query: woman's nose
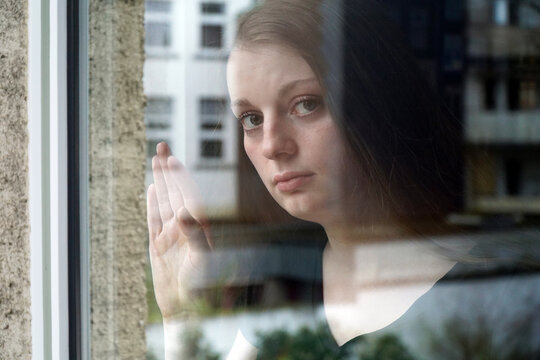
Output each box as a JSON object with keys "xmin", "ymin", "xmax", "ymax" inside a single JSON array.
[{"xmin": 261, "ymin": 116, "xmax": 297, "ymax": 160}]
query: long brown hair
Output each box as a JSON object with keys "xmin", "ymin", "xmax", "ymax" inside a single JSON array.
[{"xmin": 235, "ymin": 0, "xmax": 462, "ymax": 224}]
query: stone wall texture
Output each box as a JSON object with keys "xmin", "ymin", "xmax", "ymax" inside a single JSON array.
[
  {"xmin": 88, "ymin": 0, "xmax": 148, "ymax": 358},
  {"xmin": 0, "ymin": 1, "xmax": 31, "ymax": 359}
]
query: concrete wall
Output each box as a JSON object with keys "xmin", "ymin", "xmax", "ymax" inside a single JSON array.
[
  {"xmin": 88, "ymin": 0, "xmax": 148, "ymax": 358},
  {"xmin": 0, "ymin": 1, "xmax": 31, "ymax": 359}
]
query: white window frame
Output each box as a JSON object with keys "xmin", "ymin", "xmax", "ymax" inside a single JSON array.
[{"xmin": 29, "ymin": 0, "xmax": 73, "ymax": 358}]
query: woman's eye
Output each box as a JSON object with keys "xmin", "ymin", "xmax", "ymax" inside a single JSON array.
[
  {"xmin": 292, "ymin": 98, "xmax": 321, "ymax": 116},
  {"xmin": 240, "ymin": 113, "xmax": 263, "ymax": 130}
]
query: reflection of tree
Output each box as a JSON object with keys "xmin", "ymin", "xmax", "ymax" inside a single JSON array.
[
  {"xmin": 255, "ymin": 325, "xmax": 416, "ymax": 360},
  {"xmin": 179, "ymin": 324, "xmax": 220, "ymax": 360},
  {"xmin": 146, "ymin": 348, "xmax": 159, "ymax": 360},
  {"xmin": 425, "ymin": 296, "xmax": 540, "ymax": 360},
  {"xmin": 521, "ymin": 0, "xmax": 540, "ymax": 14},
  {"xmin": 256, "ymin": 325, "xmax": 355, "ymax": 360},
  {"xmin": 358, "ymin": 334, "xmax": 416, "ymax": 360}
]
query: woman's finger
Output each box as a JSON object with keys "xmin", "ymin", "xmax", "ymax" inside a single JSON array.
[
  {"xmin": 152, "ymin": 156, "xmax": 175, "ymax": 222},
  {"xmin": 147, "ymin": 184, "xmax": 163, "ymax": 242},
  {"xmin": 167, "ymin": 156, "xmax": 206, "ymax": 220},
  {"xmin": 157, "ymin": 143, "xmax": 185, "ymax": 213},
  {"xmin": 176, "ymin": 206, "xmax": 212, "ymax": 252},
  {"xmin": 156, "ymin": 141, "xmax": 171, "ymax": 157},
  {"xmin": 168, "ymin": 156, "xmax": 213, "ymax": 247}
]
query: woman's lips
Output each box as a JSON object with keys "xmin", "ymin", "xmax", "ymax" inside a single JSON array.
[{"xmin": 273, "ymin": 172, "xmax": 314, "ymax": 192}]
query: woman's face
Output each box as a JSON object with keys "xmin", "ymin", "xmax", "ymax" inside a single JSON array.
[{"xmin": 227, "ymin": 44, "xmax": 361, "ymax": 225}]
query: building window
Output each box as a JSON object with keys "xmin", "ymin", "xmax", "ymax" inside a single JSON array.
[
  {"xmin": 145, "ymin": 0, "xmax": 172, "ymax": 13},
  {"xmin": 505, "ymin": 159, "xmax": 522, "ymax": 196},
  {"xmin": 506, "ymin": 78, "xmax": 537, "ymax": 111},
  {"xmin": 444, "ymin": 0, "xmax": 463, "ymax": 21},
  {"xmin": 507, "ymin": 78, "xmax": 519, "ymax": 110},
  {"xmin": 201, "ymin": 2, "xmax": 225, "ymax": 14},
  {"xmin": 442, "ymin": 35, "xmax": 463, "ymax": 72},
  {"xmin": 408, "ymin": 8, "xmax": 430, "ymax": 51},
  {"xmin": 146, "ymin": 22, "xmax": 171, "ymax": 47},
  {"xmin": 199, "ymin": 97, "xmax": 227, "ymax": 160},
  {"xmin": 483, "ymin": 78, "xmax": 496, "ymax": 110},
  {"xmin": 201, "ymin": 24, "xmax": 223, "ymax": 49},
  {"xmin": 494, "ymin": 0, "xmax": 508, "ymax": 25},
  {"xmin": 520, "ymin": 81, "xmax": 537, "ymax": 109},
  {"xmin": 508, "ymin": 0, "xmax": 520, "ymax": 25},
  {"xmin": 200, "ymin": 2, "xmax": 226, "ymax": 52},
  {"xmin": 468, "ymin": 0, "xmax": 492, "ymax": 24},
  {"xmin": 145, "ymin": 97, "xmax": 173, "ymax": 129},
  {"xmin": 201, "ymin": 139, "xmax": 223, "ymax": 158},
  {"xmin": 519, "ymin": 1, "xmax": 540, "ymax": 28},
  {"xmin": 145, "ymin": 97, "xmax": 172, "ymax": 162},
  {"xmin": 200, "ymin": 98, "xmax": 226, "ymax": 130}
]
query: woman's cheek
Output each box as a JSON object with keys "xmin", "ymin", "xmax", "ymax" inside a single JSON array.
[
  {"xmin": 244, "ymin": 140, "xmax": 257, "ymax": 164},
  {"xmin": 244, "ymin": 140, "xmax": 267, "ymax": 181}
]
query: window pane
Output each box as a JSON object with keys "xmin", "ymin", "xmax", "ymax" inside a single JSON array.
[
  {"xmin": 494, "ymin": 0, "xmax": 508, "ymax": 25},
  {"xmin": 444, "ymin": 0, "xmax": 463, "ymax": 21},
  {"xmin": 146, "ymin": 22, "xmax": 171, "ymax": 47},
  {"xmin": 145, "ymin": 97, "xmax": 173, "ymax": 129},
  {"xmin": 201, "ymin": 2, "xmax": 225, "ymax": 14},
  {"xmin": 200, "ymin": 98, "xmax": 226, "ymax": 115},
  {"xmin": 201, "ymin": 25, "xmax": 223, "ymax": 48},
  {"xmin": 200, "ymin": 139, "xmax": 223, "ymax": 158},
  {"xmin": 129, "ymin": 1, "xmax": 540, "ymax": 360},
  {"xmin": 409, "ymin": 8, "xmax": 430, "ymax": 50},
  {"xmin": 146, "ymin": 0, "xmax": 172, "ymax": 13},
  {"xmin": 483, "ymin": 77, "xmax": 496, "ymax": 110}
]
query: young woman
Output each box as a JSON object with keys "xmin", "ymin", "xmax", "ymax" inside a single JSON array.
[{"xmin": 148, "ymin": 0, "xmax": 535, "ymax": 358}]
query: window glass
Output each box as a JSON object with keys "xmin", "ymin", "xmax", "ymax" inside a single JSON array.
[
  {"xmin": 146, "ymin": 0, "xmax": 172, "ymax": 13},
  {"xmin": 483, "ymin": 77, "xmax": 496, "ymax": 110},
  {"xmin": 146, "ymin": 22, "xmax": 171, "ymax": 47},
  {"xmin": 468, "ymin": 0, "xmax": 492, "ymax": 24},
  {"xmin": 146, "ymin": 97, "xmax": 173, "ymax": 129},
  {"xmin": 409, "ymin": 8, "xmax": 430, "ymax": 50},
  {"xmin": 443, "ymin": 34, "xmax": 464, "ymax": 71},
  {"xmin": 132, "ymin": 1, "xmax": 540, "ymax": 359},
  {"xmin": 494, "ymin": 0, "xmax": 509, "ymax": 25},
  {"xmin": 201, "ymin": 2, "xmax": 225, "ymax": 14},
  {"xmin": 200, "ymin": 98, "xmax": 226, "ymax": 130},
  {"xmin": 200, "ymin": 139, "xmax": 223, "ymax": 158},
  {"xmin": 444, "ymin": 0, "xmax": 463, "ymax": 21},
  {"xmin": 201, "ymin": 24, "xmax": 223, "ymax": 48}
]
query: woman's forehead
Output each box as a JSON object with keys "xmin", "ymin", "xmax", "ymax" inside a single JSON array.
[{"xmin": 227, "ymin": 45, "xmax": 317, "ymax": 93}]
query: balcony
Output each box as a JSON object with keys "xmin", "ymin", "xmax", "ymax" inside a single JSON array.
[{"xmin": 466, "ymin": 110, "xmax": 540, "ymax": 143}]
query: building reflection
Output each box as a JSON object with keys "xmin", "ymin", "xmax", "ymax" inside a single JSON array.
[
  {"xmin": 143, "ymin": 1, "xmax": 540, "ymax": 359},
  {"xmin": 465, "ymin": 0, "xmax": 540, "ymax": 215}
]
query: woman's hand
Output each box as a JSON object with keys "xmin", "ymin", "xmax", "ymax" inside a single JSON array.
[{"xmin": 147, "ymin": 142, "xmax": 213, "ymax": 321}]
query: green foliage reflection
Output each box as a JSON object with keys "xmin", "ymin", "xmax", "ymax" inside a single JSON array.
[{"xmin": 256, "ymin": 324, "xmax": 417, "ymax": 360}]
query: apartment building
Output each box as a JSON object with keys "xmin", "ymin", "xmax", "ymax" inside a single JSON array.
[
  {"xmin": 465, "ymin": 0, "xmax": 540, "ymax": 215},
  {"xmin": 144, "ymin": 0, "xmax": 253, "ymax": 217}
]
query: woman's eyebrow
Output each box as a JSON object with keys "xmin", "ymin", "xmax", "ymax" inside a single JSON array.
[
  {"xmin": 277, "ymin": 78, "xmax": 319, "ymax": 98},
  {"xmin": 231, "ymin": 98, "xmax": 252, "ymax": 108},
  {"xmin": 231, "ymin": 78, "xmax": 319, "ymax": 109}
]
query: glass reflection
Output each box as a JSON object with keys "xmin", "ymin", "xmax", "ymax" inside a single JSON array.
[{"xmin": 143, "ymin": 1, "xmax": 540, "ymax": 359}]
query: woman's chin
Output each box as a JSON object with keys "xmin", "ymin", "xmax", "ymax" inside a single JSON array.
[{"xmin": 279, "ymin": 195, "xmax": 327, "ymax": 223}]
